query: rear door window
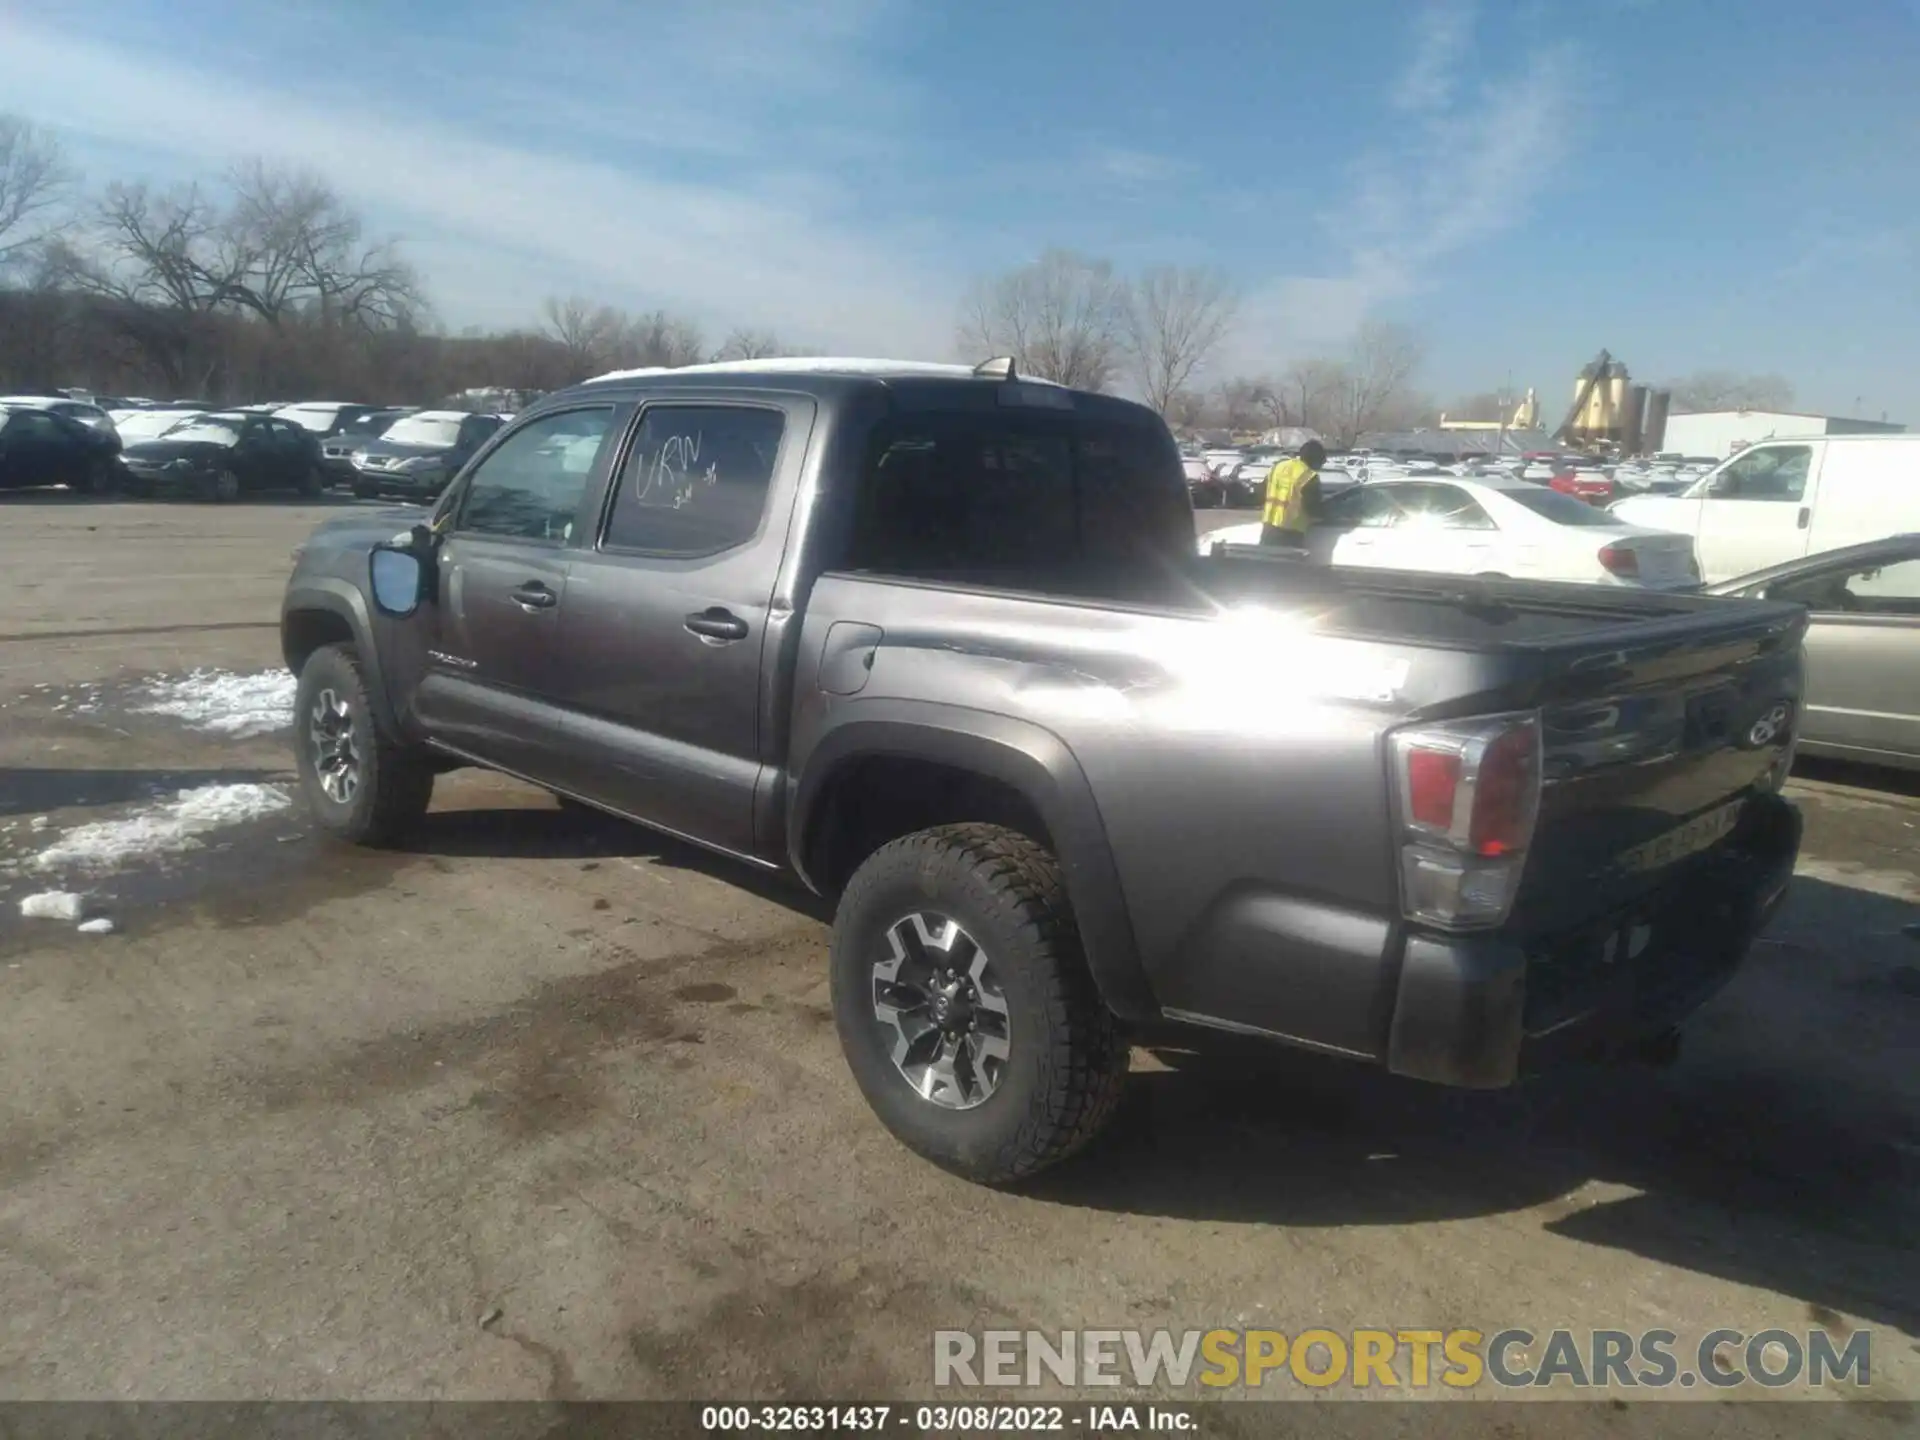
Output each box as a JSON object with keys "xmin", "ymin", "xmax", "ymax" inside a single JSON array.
[{"xmin": 602, "ymin": 405, "xmax": 786, "ymax": 556}]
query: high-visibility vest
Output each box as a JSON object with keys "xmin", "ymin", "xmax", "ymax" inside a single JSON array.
[{"xmin": 1263, "ymin": 457, "xmax": 1315, "ymax": 530}]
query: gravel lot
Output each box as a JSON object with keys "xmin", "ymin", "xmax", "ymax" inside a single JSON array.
[{"xmin": 1, "ymin": 492, "xmax": 1915, "ymax": 1426}]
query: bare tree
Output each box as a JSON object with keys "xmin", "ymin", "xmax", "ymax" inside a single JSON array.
[
  {"xmin": 1661, "ymin": 370, "xmax": 1796, "ymax": 413},
  {"xmin": 0, "ymin": 115, "xmax": 72, "ymax": 268},
  {"xmin": 714, "ymin": 327, "xmax": 789, "ymax": 361},
  {"xmin": 1210, "ymin": 376, "xmax": 1268, "ymax": 432},
  {"xmin": 1163, "ymin": 389, "xmax": 1210, "ymax": 434},
  {"xmin": 956, "ymin": 249, "xmax": 1128, "ymax": 391},
  {"xmin": 1322, "ymin": 322, "xmax": 1425, "ymax": 445},
  {"xmin": 541, "ymin": 294, "xmax": 623, "ymax": 375},
  {"xmin": 1272, "ymin": 358, "xmax": 1348, "ymax": 433},
  {"xmin": 1124, "ymin": 265, "xmax": 1238, "ymax": 416},
  {"xmin": 221, "ymin": 161, "xmax": 422, "ymax": 330},
  {"xmin": 613, "ymin": 308, "xmax": 706, "ymax": 368}
]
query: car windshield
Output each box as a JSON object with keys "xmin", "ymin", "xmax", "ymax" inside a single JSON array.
[
  {"xmin": 1501, "ymin": 488, "xmax": 1620, "ymax": 526},
  {"xmin": 117, "ymin": 411, "xmax": 203, "ymax": 441},
  {"xmin": 161, "ymin": 417, "xmax": 245, "ymax": 446},
  {"xmin": 381, "ymin": 415, "xmax": 463, "ymax": 446}
]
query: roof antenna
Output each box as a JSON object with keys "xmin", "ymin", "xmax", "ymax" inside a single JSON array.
[{"xmin": 972, "ymin": 356, "xmax": 1017, "ymax": 380}]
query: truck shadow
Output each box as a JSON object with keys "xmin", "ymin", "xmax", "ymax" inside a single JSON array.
[
  {"xmin": 0, "ymin": 766, "xmax": 285, "ymax": 818},
  {"xmin": 400, "ymin": 801, "xmax": 835, "ymax": 921},
  {"xmin": 1033, "ymin": 873, "xmax": 1920, "ymax": 1335}
]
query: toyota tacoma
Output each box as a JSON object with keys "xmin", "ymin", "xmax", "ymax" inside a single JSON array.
[{"xmin": 280, "ymin": 358, "xmax": 1805, "ymax": 1184}]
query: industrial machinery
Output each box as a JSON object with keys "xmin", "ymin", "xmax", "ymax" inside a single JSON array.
[{"xmin": 1554, "ymin": 352, "xmax": 1671, "ymax": 456}]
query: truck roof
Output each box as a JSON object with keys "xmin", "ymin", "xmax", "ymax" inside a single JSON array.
[{"xmin": 584, "ymin": 357, "xmax": 1064, "ymax": 386}]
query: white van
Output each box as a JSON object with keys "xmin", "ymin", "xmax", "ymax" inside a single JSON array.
[{"xmin": 1611, "ymin": 433, "xmax": 1920, "ymax": 583}]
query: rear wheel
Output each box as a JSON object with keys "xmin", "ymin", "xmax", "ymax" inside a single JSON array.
[
  {"xmin": 830, "ymin": 823, "xmax": 1129, "ymax": 1185},
  {"xmin": 69, "ymin": 455, "xmax": 115, "ymax": 495},
  {"xmin": 294, "ymin": 642, "xmax": 435, "ymax": 846}
]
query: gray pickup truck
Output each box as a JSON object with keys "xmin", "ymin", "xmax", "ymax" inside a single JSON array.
[{"xmin": 281, "ymin": 358, "xmax": 1806, "ymax": 1184}]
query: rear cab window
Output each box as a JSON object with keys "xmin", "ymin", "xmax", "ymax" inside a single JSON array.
[{"xmin": 838, "ymin": 403, "xmax": 1190, "ymax": 599}]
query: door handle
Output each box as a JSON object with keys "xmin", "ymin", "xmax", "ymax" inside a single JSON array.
[
  {"xmin": 510, "ymin": 582, "xmax": 557, "ymax": 611},
  {"xmin": 1797, "ymin": 506, "xmax": 1810, "ymax": 530},
  {"xmin": 684, "ymin": 608, "xmax": 748, "ymax": 642}
]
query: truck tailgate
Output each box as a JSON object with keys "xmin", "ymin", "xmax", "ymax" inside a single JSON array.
[
  {"xmin": 1202, "ymin": 556, "xmax": 1806, "ymax": 932},
  {"xmin": 1504, "ymin": 603, "xmax": 1806, "ymax": 935}
]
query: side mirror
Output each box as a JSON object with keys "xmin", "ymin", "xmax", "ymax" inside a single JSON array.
[{"xmin": 370, "ymin": 545, "xmax": 426, "ymax": 618}]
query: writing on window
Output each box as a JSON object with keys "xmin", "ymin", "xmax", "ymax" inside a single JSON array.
[{"xmin": 605, "ymin": 406, "xmax": 785, "ymax": 554}]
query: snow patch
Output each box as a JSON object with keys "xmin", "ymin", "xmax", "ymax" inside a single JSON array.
[
  {"xmin": 76, "ymin": 917, "xmax": 116, "ymax": 935},
  {"xmin": 32, "ymin": 784, "xmax": 292, "ymax": 875},
  {"xmin": 132, "ymin": 669, "xmax": 297, "ymax": 738},
  {"xmin": 20, "ymin": 891, "xmax": 86, "ymax": 921}
]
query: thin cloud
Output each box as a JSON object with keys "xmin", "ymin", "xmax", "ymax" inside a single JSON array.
[
  {"xmin": 1394, "ymin": 0, "xmax": 1476, "ymax": 114},
  {"xmin": 0, "ymin": 9, "xmax": 955, "ymax": 354},
  {"xmin": 1220, "ymin": 0, "xmax": 1574, "ymax": 374}
]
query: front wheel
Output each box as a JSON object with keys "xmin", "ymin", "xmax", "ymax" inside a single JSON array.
[
  {"xmin": 199, "ymin": 467, "xmax": 241, "ymax": 503},
  {"xmin": 830, "ymin": 823, "xmax": 1129, "ymax": 1185},
  {"xmin": 294, "ymin": 642, "xmax": 435, "ymax": 846},
  {"xmin": 297, "ymin": 462, "xmax": 325, "ymax": 497}
]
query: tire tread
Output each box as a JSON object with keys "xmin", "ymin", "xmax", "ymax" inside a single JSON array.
[
  {"xmin": 298, "ymin": 642, "xmax": 434, "ymax": 846},
  {"xmin": 836, "ymin": 822, "xmax": 1127, "ymax": 1184}
]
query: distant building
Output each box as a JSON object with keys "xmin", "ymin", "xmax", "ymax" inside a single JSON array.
[
  {"xmin": 1661, "ymin": 410, "xmax": 1905, "ymax": 459},
  {"xmin": 1438, "ymin": 388, "xmax": 1539, "ymax": 432}
]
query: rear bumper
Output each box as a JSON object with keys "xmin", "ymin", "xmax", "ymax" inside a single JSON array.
[
  {"xmin": 1164, "ymin": 792, "xmax": 1801, "ymax": 1089},
  {"xmin": 1387, "ymin": 792, "xmax": 1800, "ymax": 1086}
]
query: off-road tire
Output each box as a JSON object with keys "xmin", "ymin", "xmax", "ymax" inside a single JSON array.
[
  {"xmin": 830, "ymin": 823, "xmax": 1129, "ymax": 1185},
  {"xmin": 294, "ymin": 642, "xmax": 435, "ymax": 846}
]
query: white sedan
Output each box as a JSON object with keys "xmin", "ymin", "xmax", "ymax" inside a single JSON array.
[{"xmin": 1197, "ymin": 474, "xmax": 1702, "ymax": 588}]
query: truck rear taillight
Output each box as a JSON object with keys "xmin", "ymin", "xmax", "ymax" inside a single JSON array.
[
  {"xmin": 1389, "ymin": 712, "xmax": 1543, "ymax": 929},
  {"xmin": 1598, "ymin": 543, "xmax": 1639, "ymax": 576}
]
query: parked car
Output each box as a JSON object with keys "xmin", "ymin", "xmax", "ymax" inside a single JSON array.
[
  {"xmin": 1183, "ymin": 455, "xmax": 1226, "ymax": 508},
  {"xmin": 1227, "ymin": 452, "xmax": 1284, "ymax": 507},
  {"xmin": 282, "ymin": 356, "xmax": 1802, "ymax": 1183},
  {"xmin": 0, "ymin": 394, "xmax": 120, "ymax": 440},
  {"xmin": 1708, "ymin": 534, "xmax": 1920, "ymax": 770},
  {"xmin": 348, "ymin": 409, "xmax": 504, "ymax": 501},
  {"xmin": 1550, "ymin": 465, "xmax": 1616, "ymax": 506},
  {"xmin": 109, "ymin": 406, "xmax": 207, "ymax": 445},
  {"xmin": 275, "ymin": 402, "xmax": 388, "ymax": 439},
  {"xmin": 317, "ymin": 409, "xmax": 410, "ymax": 487},
  {"xmin": 1199, "ymin": 475, "xmax": 1701, "ymax": 588},
  {"xmin": 119, "ymin": 411, "xmax": 325, "ymax": 500},
  {"xmin": 1612, "ymin": 433, "xmax": 1920, "ymax": 584},
  {"xmin": 0, "ymin": 404, "xmax": 123, "ymax": 492},
  {"xmin": 1202, "ymin": 447, "xmax": 1245, "ymax": 479}
]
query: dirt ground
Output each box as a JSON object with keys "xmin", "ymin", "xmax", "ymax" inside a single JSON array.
[{"xmin": 1, "ymin": 492, "xmax": 1915, "ymax": 1428}]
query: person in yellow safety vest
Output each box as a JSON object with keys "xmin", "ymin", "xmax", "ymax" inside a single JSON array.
[{"xmin": 1261, "ymin": 439, "xmax": 1327, "ymax": 548}]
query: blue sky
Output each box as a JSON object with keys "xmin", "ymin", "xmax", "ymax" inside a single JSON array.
[{"xmin": 3, "ymin": 0, "xmax": 1917, "ymax": 417}]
